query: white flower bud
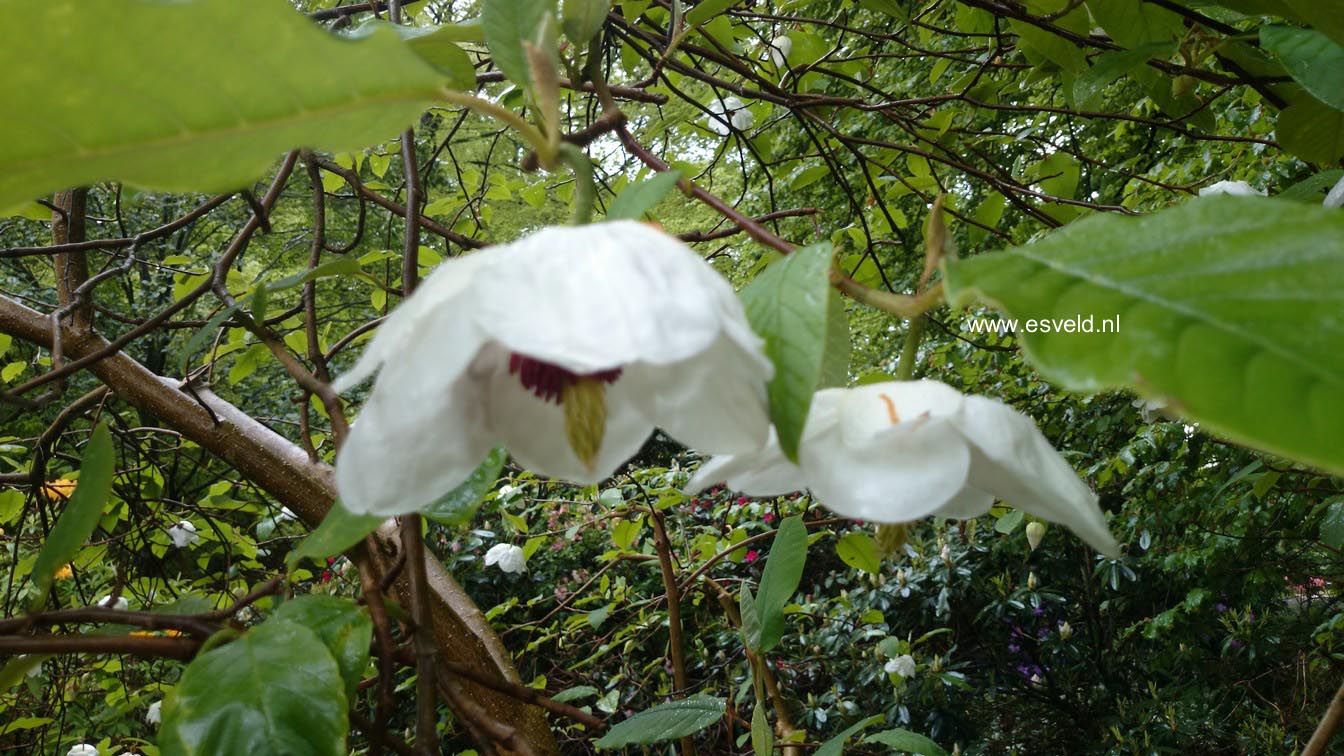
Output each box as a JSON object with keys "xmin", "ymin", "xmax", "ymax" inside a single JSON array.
[
  {"xmin": 1027, "ymin": 571, "xmax": 1039, "ymax": 591},
  {"xmin": 1025, "ymin": 521, "xmax": 1046, "ymax": 551},
  {"xmin": 1058, "ymin": 621, "xmax": 1073, "ymax": 640},
  {"xmin": 884, "ymin": 654, "xmax": 916, "ymax": 678}
]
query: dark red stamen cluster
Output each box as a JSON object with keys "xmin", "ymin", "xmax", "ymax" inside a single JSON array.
[{"xmin": 508, "ymin": 354, "xmax": 622, "ymax": 403}]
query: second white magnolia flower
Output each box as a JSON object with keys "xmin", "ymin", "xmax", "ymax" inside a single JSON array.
[
  {"xmin": 335, "ymin": 221, "xmax": 773, "ymax": 515},
  {"xmin": 688, "ymin": 380, "xmax": 1119, "ymax": 556}
]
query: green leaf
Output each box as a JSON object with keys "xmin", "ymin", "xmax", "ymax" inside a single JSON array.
[
  {"xmin": 0, "ymin": 489, "xmax": 25, "ymax": 525},
  {"xmin": 752, "ymin": 516, "xmax": 808, "ymax": 653},
  {"xmin": 422, "ymin": 446, "xmax": 508, "ymax": 525},
  {"xmin": 563, "ymin": 0, "xmax": 610, "ymax": 44},
  {"xmin": 945, "ymin": 197, "xmax": 1344, "ymax": 476},
  {"xmin": 1072, "ymin": 43, "xmax": 1175, "ymax": 111},
  {"xmin": 404, "ymin": 28, "xmax": 480, "ymax": 91},
  {"xmin": 738, "ymin": 584, "xmax": 762, "ymax": 650},
  {"xmin": 286, "ymin": 502, "xmax": 384, "ymax": 570},
  {"xmin": 836, "ymin": 532, "xmax": 882, "ymax": 574},
  {"xmin": 1278, "ymin": 95, "xmax": 1344, "ymax": 164},
  {"xmin": 270, "ymin": 596, "xmax": 372, "ymax": 702},
  {"xmin": 1321, "ymin": 499, "xmax": 1344, "ymax": 548},
  {"xmin": 995, "ymin": 509, "xmax": 1025, "ymax": 534},
  {"xmin": 751, "ymin": 701, "xmax": 775, "ymax": 755},
  {"xmin": 1086, "ymin": 0, "xmax": 1185, "ymax": 48},
  {"xmin": 740, "ymin": 243, "xmax": 836, "ymax": 462},
  {"xmin": 1261, "ymin": 26, "xmax": 1344, "ymax": 112},
  {"xmin": 1282, "ymin": 1, "xmax": 1344, "ymax": 48},
  {"xmin": 594, "ymin": 694, "xmax": 726, "ymax": 749},
  {"xmin": 482, "ymin": 0, "xmax": 555, "ymax": 89},
  {"xmin": 865, "ymin": 728, "xmax": 949, "ymax": 756},
  {"xmin": 819, "ymin": 290, "xmax": 851, "ymax": 388},
  {"xmin": 606, "ymin": 170, "xmax": 683, "ymax": 220},
  {"xmin": 0, "ymin": 0, "xmax": 446, "ymax": 213},
  {"xmin": 29, "ymin": 424, "xmax": 114, "ymax": 607},
  {"xmin": 159, "ymin": 620, "xmax": 348, "ymax": 756},
  {"xmin": 1279, "ymin": 169, "xmax": 1344, "ymax": 201},
  {"xmin": 817, "ymin": 715, "xmax": 886, "ymax": 756},
  {"xmin": 684, "ymin": 0, "xmax": 740, "ymax": 27}
]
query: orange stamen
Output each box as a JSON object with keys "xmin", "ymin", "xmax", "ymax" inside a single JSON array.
[{"xmin": 879, "ymin": 393, "xmax": 900, "ymax": 425}]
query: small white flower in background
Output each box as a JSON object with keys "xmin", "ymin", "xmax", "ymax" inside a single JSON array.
[
  {"xmin": 687, "ymin": 380, "xmax": 1119, "ymax": 557},
  {"xmin": 1325, "ymin": 174, "xmax": 1344, "ymax": 208},
  {"xmin": 706, "ymin": 96, "xmax": 755, "ymax": 134},
  {"xmin": 67, "ymin": 745, "xmax": 98, "ymax": 756},
  {"xmin": 145, "ymin": 700, "xmax": 162, "ymax": 726},
  {"xmin": 884, "ymin": 654, "xmax": 916, "ymax": 678},
  {"xmin": 1198, "ymin": 180, "xmax": 1264, "ymax": 197},
  {"xmin": 1058, "ymin": 621, "xmax": 1074, "ymax": 640},
  {"xmin": 95, "ymin": 595, "xmax": 128, "ymax": 611},
  {"xmin": 334, "ymin": 222, "xmax": 773, "ymax": 516},
  {"xmin": 276, "ymin": 506, "xmax": 297, "ymax": 522},
  {"xmin": 1131, "ymin": 396, "xmax": 1166, "ymax": 422},
  {"xmin": 497, "ymin": 484, "xmax": 519, "ymax": 499},
  {"xmin": 1025, "ymin": 521, "xmax": 1046, "ymax": 551},
  {"xmin": 484, "ymin": 543, "xmax": 526, "ymax": 574},
  {"xmin": 767, "ymin": 35, "xmax": 792, "ymax": 67},
  {"xmin": 166, "ymin": 521, "xmax": 198, "ymax": 548}
]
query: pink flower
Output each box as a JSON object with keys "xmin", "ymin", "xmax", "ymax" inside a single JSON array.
[
  {"xmin": 763, "ymin": 513, "xmax": 776, "ymax": 524},
  {"xmin": 745, "ymin": 549, "xmax": 760, "ymax": 563},
  {"xmin": 736, "ymin": 497, "xmax": 749, "ymax": 505}
]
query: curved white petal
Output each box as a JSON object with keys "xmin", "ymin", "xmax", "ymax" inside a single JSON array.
[
  {"xmin": 952, "ymin": 395, "xmax": 1119, "ymax": 556},
  {"xmin": 471, "ymin": 222, "xmax": 747, "ymax": 373},
  {"xmin": 336, "ymin": 361, "xmax": 491, "ymax": 515},
  {"xmin": 685, "ymin": 427, "xmax": 810, "ymax": 496},
  {"xmin": 801, "ymin": 413, "xmax": 973, "ymax": 523},
  {"xmin": 482, "ymin": 347, "xmax": 653, "ymax": 484},
  {"xmin": 333, "ymin": 250, "xmax": 494, "ymax": 392},
  {"xmin": 624, "ymin": 336, "xmax": 771, "ymax": 455},
  {"xmin": 937, "ymin": 484, "xmax": 996, "ymax": 520},
  {"xmin": 836, "ymin": 381, "xmax": 966, "ymax": 448},
  {"xmin": 1325, "ymin": 175, "xmax": 1344, "ymax": 209},
  {"xmin": 1198, "ymin": 180, "xmax": 1263, "ymax": 197},
  {"xmin": 730, "ymin": 109, "xmax": 755, "ymax": 130}
]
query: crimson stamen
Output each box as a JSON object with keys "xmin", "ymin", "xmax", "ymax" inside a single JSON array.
[{"xmin": 508, "ymin": 354, "xmax": 622, "ymax": 403}]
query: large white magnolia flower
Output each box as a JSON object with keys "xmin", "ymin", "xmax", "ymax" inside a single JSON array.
[
  {"xmin": 484, "ymin": 543, "xmax": 527, "ymax": 574},
  {"xmin": 707, "ymin": 96, "xmax": 755, "ymax": 135},
  {"xmin": 67, "ymin": 746, "xmax": 98, "ymax": 756},
  {"xmin": 335, "ymin": 221, "xmax": 773, "ymax": 516},
  {"xmin": 166, "ymin": 521, "xmax": 198, "ymax": 548},
  {"xmin": 688, "ymin": 380, "xmax": 1119, "ymax": 556}
]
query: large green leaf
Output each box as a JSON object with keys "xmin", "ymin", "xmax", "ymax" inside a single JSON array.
[
  {"xmin": 1282, "ymin": 1, "xmax": 1344, "ymax": 48},
  {"xmin": 817, "ymin": 715, "xmax": 885, "ymax": 756},
  {"xmin": 865, "ymin": 728, "xmax": 949, "ymax": 756},
  {"xmin": 1276, "ymin": 96, "xmax": 1344, "ymax": 165},
  {"xmin": 593, "ymin": 694, "xmax": 725, "ymax": 749},
  {"xmin": 945, "ymin": 196, "xmax": 1344, "ymax": 476},
  {"xmin": 286, "ymin": 502, "xmax": 383, "ymax": 570},
  {"xmin": 606, "ymin": 170, "xmax": 684, "ymax": 220},
  {"xmin": 269, "ymin": 596, "xmax": 372, "ymax": 702},
  {"xmin": 159, "ymin": 620, "xmax": 347, "ymax": 756},
  {"xmin": 29, "ymin": 424, "xmax": 115, "ymax": 607},
  {"xmin": 740, "ymin": 243, "xmax": 839, "ymax": 462},
  {"xmin": 422, "ymin": 446, "xmax": 508, "ymax": 525},
  {"xmin": 1261, "ymin": 26, "xmax": 1344, "ymax": 111},
  {"xmin": 1086, "ymin": 0, "xmax": 1185, "ymax": 48},
  {"xmin": 481, "ymin": 0, "xmax": 555, "ymax": 89},
  {"xmin": 751, "ymin": 516, "xmax": 808, "ymax": 653},
  {"xmin": 0, "ymin": 0, "xmax": 445, "ymax": 212}
]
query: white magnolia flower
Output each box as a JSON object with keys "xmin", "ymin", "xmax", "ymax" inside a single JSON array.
[
  {"xmin": 767, "ymin": 35, "xmax": 792, "ymax": 67},
  {"xmin": 884, "ymin": 654, "xmax": 916, "ymax": 678},
  {"xmin": 1325, "ymin": 174, "xmax": 1344, "ymax": 209},
  {"xmin": 146, "ymin": 700, "xmax": 162, "ymax": 726},
  {"xmin": 334, "ymin": 222, "xmax": 772, "ymax": 516},
  {"xmin": 688, "ymin": 381, "xmax": 1119, "ymax": 557},
  {"xmin": 484, "ymin": 543, "xmax": 526, "ymax": 574},
  {"xmin": 1198, "ymin": 180, "xmax": 1264, "ymax": 197},
  {"xmin": 95, "ymin": 595, "xmax": 128, "ymax": 611},
  {"xmin": 276, "ymin": 506, "xmax": 298, "ymax": 522},
  {"xmin": 166, "ymin": 521, "xmax": 199, "ymax": 548},
  {"xmin": 497, "ymin": 484, "xmax": 519, "ymax": 499},
  {"xmin": 67, "ymin": 745, "xmax": 98, "ymax": 756},
  {"xmin": 707, "ymin": 96, "xmax": 755, "ymax": 135}
]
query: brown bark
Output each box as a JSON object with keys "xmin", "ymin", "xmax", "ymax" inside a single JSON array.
[{"xmin": 0, "ymin": 295, "xmax": 558, "ymax": 754}]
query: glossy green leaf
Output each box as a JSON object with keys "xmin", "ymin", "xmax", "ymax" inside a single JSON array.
[
  {"xmin": 1072, "ymin": 43, "xmax": 1174, "ymax": 111},
  {"xmin": 752, "ymin": 516, "xmax": 808, "ymax": 653},
  {"xmin": 594, "ymin": 694, "xmax": 726, "ymax": 748},
  {"xmin": 30, "ymin": 424, "xmax": 114, "ymax": 608},
  {"xmin": 1279, "ymin": 169, "xmax": 1344, "ymax": 202},
  {"xmin": 945, "ymin": 196, "xmax": 1344, "ymax": 476},
  {"xmin": 0, "ymin": 0, "xmax": 446, "ymax": 213},
  {"xmin": 865, "ymin": 728, "xmax": 949, "ymax": 756},
  {"xmin": 286, "ymin": 502, "xmax": 383, "ymax": 570},
  {"xmin": 684, "ymin": 0, "xmax": 740, "ymax": 27},
  {"xmin": 836, "ymin": 532, "xmax": 882, "ymax": 574},
  {"xmin": 404, "ymin": 28, "xmax": 480, "ymax": 91},
  {"xmin": 1277, "ymin": 96, "xmax": 1344, "ymax": 164},
  {"xmin": 159, "ymin": 620, "xmax": 347, "ymax": 756},
  {"xmin": 817, "ymin": 714, "xmax": 885, "ymax": 756},
  {"xmin": 740, "ymin": 243, "xmax": 837, "ymax": 462},
  {"xmin": 563, "ymin": 0, "xmax": 610, "ymax": 44},
  {"xmin": 422, "ymin": 446, "xmax": 507, "ymax": 525},
  {"xmin": 1282, "ymin": 1, "xmax": 1344, "ymax": 48},
  {"xmin": 751, "ymin": 701, "xmax": 775, "ymax": 755},
  {"xmin": 270, "ymin": 596, "xmax": 372, "ymax": 701},
  {"xmin": 819, "ymin": 290, "xmax": 852, "ymax": 388},
  {"xmin": 1086, "ymin": 0, "xmax": 1185, "ymax": 48},
  {"xmin": 606, "ymin": 170, "xmax": 683, "ymax": 220},
  {"xmin": 1261, "ymin": 26, "xmax": 1344, "ymax": 111},
  {"xmin": 1320, "ymin": 499, "xmax": 1344, "ymax": 548},
  {"xmin": 738, "ymin": 584, "xmax": 762, "ymax": 650},
  {"xmin": 482, "ymin": 0, "xmax": 555, "ymax": 89}
]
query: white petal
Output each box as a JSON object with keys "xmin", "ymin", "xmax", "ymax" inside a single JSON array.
[
  {"xmin": 336, "ymin": 360, "xmax": 492, "ymax": 515},
  {"xmin": 937, "ymin": 484, "xmax": 996, "ymax": 520},
  {"xmin": 685, "ymin": 428, "xmax": 810, "ymax": 497},
  {"xmin": 1198, "ymin": 180, "xmax": 1263, "ymax": 197},
  {"xmin": 484, "ymin": 543, "xmax": 510, "ymax": 566},
  {"xmin": 471, "ymin": 222, "xmax": 746, "ymax": 373},
  {"xmin": 722, "ymin": 96, "xmax": 745, "ymax": 111},
  {"xmin": 802, "ymin": 412, "xmax": 973, "ymax": 523},
  {"xmin": 730, "ymin": 109, "xmax": 755, "ymax": 130},
  {"xmin": 333, "ymin": 250, "xmax": 494, "ymax": 392},
  {"xmin": 625, "ymin": 336, "xmax": 771, "ymax": 455},
  {"xmin": 482, "ymin": 348, "xmax": 653, "ymax": 484},
  {"xmin": 836, "ymin": 381, "xmax": 966, "ymax": 448},
  {"xmin": 1325, "ymin": 174, "xmax": 1344, "ymax": 208},
  {"xmin": 952, "ymin": 396, "xmax": 1119, "ymax": 556}
]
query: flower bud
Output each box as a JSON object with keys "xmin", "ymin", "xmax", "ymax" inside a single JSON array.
[
  {"xmin": 1027, "ymin": 571, "xmax": 1039, "ymax": 591},
  {"xmin": 1058, "ymin": 621, "xmax": 1073, "ymax": 640},
  {"xmin": 1026, "ymin": 521, "xmax": 1046, "ymax": 551}
]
